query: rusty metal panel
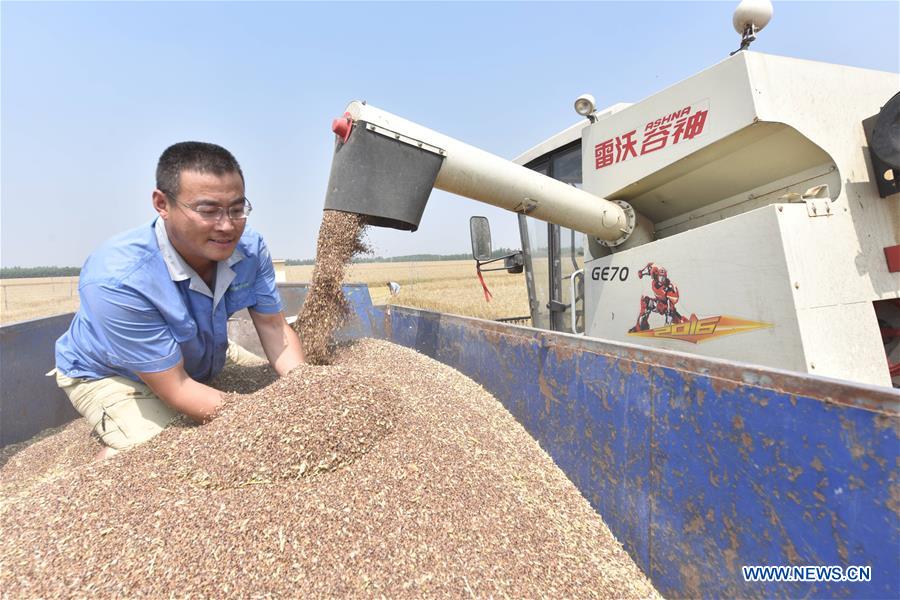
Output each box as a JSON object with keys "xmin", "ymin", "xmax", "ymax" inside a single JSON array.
[
  {"xmin": 577, "ymin": 352, "xmax": 654, "ymax": 571},
  {"xmin": 269, "ymin": 283, "xmax": 380, "ymax": 340},
  {"xmin": 341, "ymin": 284, "xmax": 382, "ymax": 341},
  {"xmin": 650, "ymin": 367, "xmax": 900, "ymax": 598},
  {"xmin": 227, "ymin": 283, "xmax": 378, "ymax": 356},
  {"xmin": 382, "ymin": 306, "xmax": 900, "ymax": 599},
  {"xmin": 0, "ymin": 313, "xmax": 78, "ymax": 447},
  {"xmin": 226, "ymin": 283, "xmax": 312, "ymax": 357},
  {"xmin": 275, "ymin": 283, "xmax": 310, "ymax": 316}
]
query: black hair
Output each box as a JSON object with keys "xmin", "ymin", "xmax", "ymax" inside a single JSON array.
[{"xmin": 155, "ymin": 141, "xmax": 245, "ymax": 201}]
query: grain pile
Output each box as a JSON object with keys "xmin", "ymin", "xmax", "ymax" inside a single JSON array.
[
  {"xmin": 294, "ymin": 209, "xmax": 370, "ymax": 364},
  {"xmin": 173, "ymin": 365, "xmax": 399, "ymax": 489},
  {"xmin": 0, "ymin": 339, "xmax": 659, "ymax": 598},
  {"xmin": 0, "ymin": 419, "xmax": 97, "ymax": 512}
]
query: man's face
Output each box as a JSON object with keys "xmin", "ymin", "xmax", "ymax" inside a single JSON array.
[{"xmin": 152, "ymin": 170, "xmax": 247, "ymax": 273}]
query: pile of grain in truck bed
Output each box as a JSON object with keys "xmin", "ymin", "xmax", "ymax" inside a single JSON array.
[
  {"xmin": 0, "ymin": 419, "xmax": 98, "ymax": 511},
  {"xmin": 0, "ymin": 338, "xmax": 659, "ymax": 598},
  {"xmin": 294, "ymin": 209, "xmax": 370, "ymax": 364},
  {"xmin": 0, "ymin": 364, "xmax": 279, "ymax": 509}
]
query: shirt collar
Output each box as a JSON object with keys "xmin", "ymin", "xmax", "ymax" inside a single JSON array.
[{"xmin": 153, "ymin": 218, "xmax": 244, "ymax": 308}]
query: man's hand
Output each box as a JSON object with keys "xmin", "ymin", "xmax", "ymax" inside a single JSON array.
[
  {"xmin": 138, "ymin": 363, "xmax": 224, "ymax": 423},
  {"xmin": 249, "ymin": 309, "xmax": 305, "ymax": 376}
]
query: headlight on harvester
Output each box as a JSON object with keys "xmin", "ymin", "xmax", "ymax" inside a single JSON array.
[{"xmin": 574, "ymin": 94, "xmax": 596, "ymax": 121}]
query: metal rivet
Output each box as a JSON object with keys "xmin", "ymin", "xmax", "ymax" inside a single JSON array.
[{"xmin": 794, "ymin": 282, "xmax": 800, "ymax": 289}]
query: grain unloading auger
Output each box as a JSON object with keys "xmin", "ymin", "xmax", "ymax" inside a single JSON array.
[
  {"xmin": 324, "ymin": 100, "xmax": 645, "ymax": 246},
  {"xmin": 323, "ymin": 51, "xmax": 900, "ymax": 389}
]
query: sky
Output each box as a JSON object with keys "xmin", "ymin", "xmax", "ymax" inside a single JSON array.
[{"xmin": 2, "ymin": 0, "xmax": 898, "ymax": 267}]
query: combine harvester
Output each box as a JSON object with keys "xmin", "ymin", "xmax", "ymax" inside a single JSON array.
[{"xmin": 1, "ymin": 2, "xmax": 897, "ymax": 597}]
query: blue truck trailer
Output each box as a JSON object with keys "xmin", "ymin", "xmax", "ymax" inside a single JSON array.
[{"xmin": 2, "ymin": 284, "xmax": 898, "ymax": 598}]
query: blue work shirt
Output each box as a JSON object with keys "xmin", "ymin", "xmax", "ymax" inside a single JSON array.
[{"xmin": 55, "ymin": 218, "xmax": 284, "ymax": 383}]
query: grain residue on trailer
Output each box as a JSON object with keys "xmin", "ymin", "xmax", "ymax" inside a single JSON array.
[
  {"xmin": 838, "ymin": 413, "xmax": 868, "ymax": 461},
  {"xmin": 887, "ymin": 483, "xmax": 900, "ymax": 518},
  {"xmin": 720, "ymin": 513, "xmax": 741, "ymax": 573},
  {"xmin": 678, "ymin": 561, "xmax": 702, "ymax": 598},
  {"xmin": 785, "ymin": 464, "xmax": 804, "ymax": 482},
  {"xmin": 538, "ymin": 368, "xmax": 565, "ymax": 415},
  {"xmin": 708, "ymin": 374, "xmax": 742, "ymax": 395}
]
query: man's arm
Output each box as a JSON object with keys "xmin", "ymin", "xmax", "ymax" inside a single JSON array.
[
  {"xmin": 138, "ymin": 363, "xmax": 224, "ymax": 422},
  {"xmin": 249, "ymin": 309, "xmax": 305, "ymax": 376}
]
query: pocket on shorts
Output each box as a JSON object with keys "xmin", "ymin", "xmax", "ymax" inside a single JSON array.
[{"xmin": 97, "ymin": 393, "xmax": 177, "ymax": 450}]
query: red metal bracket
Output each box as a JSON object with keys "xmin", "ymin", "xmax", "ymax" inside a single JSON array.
[
  {"xmin": 885, "ymin": 245, "xmax": 900, "ymax": 273},
  {"xmin": 331, "ymin": 112, "xmax": 353, "ymax": 143}
]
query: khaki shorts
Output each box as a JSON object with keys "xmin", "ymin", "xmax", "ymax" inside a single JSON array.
[{"xmin": 53, "ymin": 341, "xmax": 263, "ymax": 450}]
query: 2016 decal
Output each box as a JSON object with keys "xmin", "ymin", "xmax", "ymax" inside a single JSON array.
[
  {"xmin": 626, "ymin": 262, "xmax": 771, "ymax": 343},
  {"xmin": 628, "ymin": 314, "xmax": 772, "ymax": 344}
]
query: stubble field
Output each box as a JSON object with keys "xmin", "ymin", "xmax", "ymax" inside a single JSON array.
[
  {"xmin": 0, "ymin": 277, "xmax": 81, "ymax": 325},
  {"xmin": 0, "ymin": 261, "xmax": 530, "ymax": 325}
]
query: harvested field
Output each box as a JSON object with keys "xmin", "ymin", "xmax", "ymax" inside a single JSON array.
[
  {"xmin": 287, "ymin": 259, "xmax": 530, "ymax": 322},
  {"xmin": 0, "ymin": 277, "xmax": 80, "ymax": 324},
  {"xmin": 0, "ymin": 339, "xmax": 659, "ymax": 598},
  {"xmin": 0, "ymin": 261, "xmax": 529, "ymax": 325}
]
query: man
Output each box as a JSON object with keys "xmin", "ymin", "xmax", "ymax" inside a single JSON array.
[{"xmin": 54, "ymin": 142, "xmax": 305, "ymax": 458}]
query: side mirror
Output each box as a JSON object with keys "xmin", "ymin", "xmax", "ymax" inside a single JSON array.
[{"xmin": 470, "ymin": 216, "xmax": 493, "ymax": 261}]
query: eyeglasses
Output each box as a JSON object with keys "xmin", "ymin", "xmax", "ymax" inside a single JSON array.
[{"xmin": 173, "ymin": 197, "xmax": 253, "ymax": 222}]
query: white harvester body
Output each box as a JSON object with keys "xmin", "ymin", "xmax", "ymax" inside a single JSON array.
[
  {"xmin": 326, "ymin": 52, "xmax": 899, "ymax": 387},
  {"xmin": 577, "ymin": 51, "xmax": 899, "ymax": 386}
]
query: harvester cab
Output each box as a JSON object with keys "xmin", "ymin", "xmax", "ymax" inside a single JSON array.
[
  {"xmin": 506, "ymin": 50, "xmax": 899, "ymax": 388},
  {"xmin": 322, "ymin": 3, "xmax": 899, "ymax": 388}
]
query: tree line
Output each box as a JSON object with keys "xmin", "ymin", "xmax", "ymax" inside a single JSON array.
[
  {"xmin": 286, "ymin": 248, "xmax": 520, "ymax": 266},
  {"xmin": 1, "ymin": 266, "xmax": 81, "ymax": 279},
  {"xmin": 2, "ymin": 250, "xmax": 521, "ymax": 277}
]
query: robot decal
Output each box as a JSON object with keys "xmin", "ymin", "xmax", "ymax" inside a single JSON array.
[
  {"xmin": 624, "ymin": 262, "xmax": 773, "ymax": 343},
  {"xmin": 629, "ymin": 263, "xmax": 688, "ymax": 333}
]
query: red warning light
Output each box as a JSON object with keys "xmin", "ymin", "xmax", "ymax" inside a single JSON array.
[{"xmin": 331, "ymin": 112, "xmax": 353, "ymax": 143}]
